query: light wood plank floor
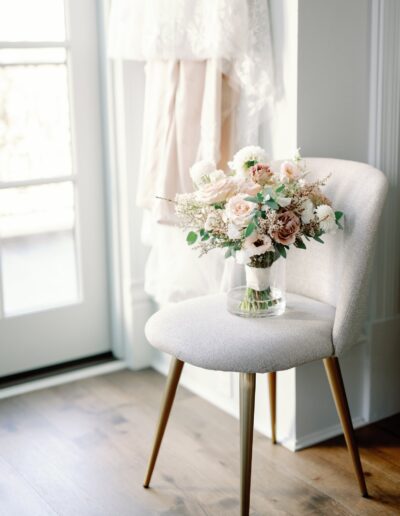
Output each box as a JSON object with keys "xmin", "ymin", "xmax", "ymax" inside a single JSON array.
[{"xmin": 0, "ymin": 368, "xmax": 399, "ymax": 515}]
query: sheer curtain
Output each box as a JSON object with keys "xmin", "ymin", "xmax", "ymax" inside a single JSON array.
[{"xmin": 108, "ymin": 0, "xmax": 274, "ymax": 305}]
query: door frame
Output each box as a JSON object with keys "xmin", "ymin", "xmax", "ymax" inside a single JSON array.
[{"xmin": 97, "ymin": 0, "xmax": 154, "ymax": 369}]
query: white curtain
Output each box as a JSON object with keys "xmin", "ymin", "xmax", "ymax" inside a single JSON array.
[{"xmin": 108, "ymin": 0, "xmax": 274, "ymax": 305}]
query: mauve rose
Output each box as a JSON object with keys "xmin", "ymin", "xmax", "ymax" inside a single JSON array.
[
  {"xmin": 272, "ymin": 211, "xmax": 301, "ymax": 245},
  {"xmin": 249, "ymin": 163, "xmax": 275, "ymax": 186}
]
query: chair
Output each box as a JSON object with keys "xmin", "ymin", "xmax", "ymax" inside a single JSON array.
[{"xmin": 142, "ymin": 158, "xmax": 388, "ymax": 515}]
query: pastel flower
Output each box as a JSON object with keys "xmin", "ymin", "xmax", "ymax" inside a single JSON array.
[
  {"xmin": 300, "ymin": 199, "xmax": 315, "ymax": 224},
  {"xmin": 280, "ymin": 161, "xmax": 300, "ymax": 183},
  {"xmin": 315, "ymin": 204, "xmax": 337, "ymax": 233},
  {"xmin": 237, "ymin": 178, "xmax": 262, "ymax": 196},
  {"xmin": 190, "ymin": 160, "xmax": 216, "ymax": 187},
  {"xmin": 248, "ymin": 163, "xmax": 276, "ymax": 186},
  {"xmin": 272, "ymin": 211, "xmax": 301, "ymax": 245},
  {"xmin": 196, "ymin": 177, "xmax": 237, "ymax": 204},
  {"xmin": 236, "ymin": 233, "xmax": 273, "ymax": 264},
  {"xmin": 227, "ymin": 223, "xmax": 242, "ymax": 239},
  {"xmin": 225, "ymin": 193, "xmax": 256, "ymax": 227},
  {"xmin": 228, "ymin": 146, "xmax": 268, "ymax": 177}
]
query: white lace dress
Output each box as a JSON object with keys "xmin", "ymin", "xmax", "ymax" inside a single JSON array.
[{"xmin": 108, "ymin": 0, "xmax": 274, "ymax": 304}]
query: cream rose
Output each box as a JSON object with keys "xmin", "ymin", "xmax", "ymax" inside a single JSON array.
[
  {"xmin": 272, "ymin": 211, "xmax": 301, "ymax": 245},
  {"xmin": 196, "ymin": 177, "xmax": 237, "ymax": 204},
  {"xmin": 225, "ymin": 193, "xmax": 256, "ymax": 227}
]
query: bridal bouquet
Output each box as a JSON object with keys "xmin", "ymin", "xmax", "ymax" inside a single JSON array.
[{"xmin": 172, "ymin": 146, "xmax": 343, "ymax": 317}]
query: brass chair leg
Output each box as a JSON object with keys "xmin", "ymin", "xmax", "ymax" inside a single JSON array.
[
  {"xmin": 143, "ymin": 357, "xmax": 184, "ymax": 488},
  {"xmin": 323, "ymin": 357, "xmax": 368, "ymax": 497},
  {"xmin": 240, "ymin": 373, "xmax": 256, "ymax": 516},
  {"xmin": 268, "ymin": 372, "xmax": 277, "ymax": 444}
]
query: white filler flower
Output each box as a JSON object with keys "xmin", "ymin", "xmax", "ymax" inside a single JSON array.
[
  {"xmin": 190, "ymin": 160, "xmax": 216, "ymax": 187},
  {"xmin": 315, "ymin": 204, "xmax": 337, "ymax": 233},
  {"xmin": 300, "ymin": 199, "xmax": 315, "ymax": 223},
  {"xmin": 228, "ymin": 146, "xmax": 268, "ymax": 176}
]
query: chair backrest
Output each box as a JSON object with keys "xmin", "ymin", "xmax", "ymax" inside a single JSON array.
[{"xmin": 285, "ymin": 158, "xmax": 388, "ymax": 356}]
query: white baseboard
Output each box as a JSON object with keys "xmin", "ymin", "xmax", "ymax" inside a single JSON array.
[
  {"xmin": 293, "ymin": 416, "xmax": 366, "ymax": 451},
  {"xmin": 0, "ymin": 360, "xmax": 126, "ymax": 400}
]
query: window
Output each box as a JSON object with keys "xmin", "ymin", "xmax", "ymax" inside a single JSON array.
[{"xmin": 0, "ymin": 0, "xmax": 80, "ymax": 316}]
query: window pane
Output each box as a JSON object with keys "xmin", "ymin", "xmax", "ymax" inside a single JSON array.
[
  {"xmin": 0, "ymin": 64, "xmax": 72, "ymax": 182},
  {"xmin": 0, "ymin": 48, "xmax": 66, "ymax": 65},
  {"xmin": 0, "ymin": 0, "xmax": 66, "ymax": 42},
  {"xmin": 1, "ymin": 231, "xmax": 79, "ymax": 316},
  {"xmin": 0, "ymin": 182, "xmax": 75, "ymax": 238}
]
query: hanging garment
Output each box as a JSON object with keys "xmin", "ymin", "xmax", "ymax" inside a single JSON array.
[{"xmin": 108, "ymin": 0, "xmax": 274, "ymax": 304}]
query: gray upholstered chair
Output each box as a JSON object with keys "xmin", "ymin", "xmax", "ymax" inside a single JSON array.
[{"xmin": 143, "ymin": 158, "xmax": 388, "ymax": 515}]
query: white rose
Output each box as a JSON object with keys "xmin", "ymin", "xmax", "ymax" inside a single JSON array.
[
  {"xmin": 196, "ymin": 177, "xmax": 237, "ymax": 204},
  {"xmin": 315, "ymin": 204, "xmax": 337, "ymax": 233},
  {"xmin": 190, "ymin": 160, "xmax": 216, "ymax": 187},
  {"xmin": 300, "ymin": 199, "xmax": 315, "ymax": 223},
  {"xmin": 225, "ymin": 193, "xmax": 256, "ymax": 227}
]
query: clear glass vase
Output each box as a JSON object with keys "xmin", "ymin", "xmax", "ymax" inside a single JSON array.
[{"xmin": 227, "ymin": 258, "xmax": 286, "ymax": 317}]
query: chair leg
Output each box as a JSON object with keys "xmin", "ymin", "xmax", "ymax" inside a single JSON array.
[
  {"xmin": 143, "ymin": 357, "xmax": 184, "ymax": 488},
  {"xmin": 268, "ymin": 372, "xmax": 277, "ymax": 444},
  {"xmin": 240, "ymin": 373, "xmax": 256, "ymax": 516},
  {"xmin": 323, "ymin": 357, "xmax": 368, "ymax": 497}
]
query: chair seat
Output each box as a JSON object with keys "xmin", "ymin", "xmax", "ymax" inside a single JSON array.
[{"xmin": 145, "ymin": 293, "xmax": 335, "ymax": 373}]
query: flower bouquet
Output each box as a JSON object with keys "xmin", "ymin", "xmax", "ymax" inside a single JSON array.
[{"xmin": 169, "ymin": 147, "xmax": 343, "ymax": 317}]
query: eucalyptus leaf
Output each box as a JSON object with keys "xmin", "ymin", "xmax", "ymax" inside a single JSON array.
[
  {"xmin": 266, "ymin": 199, "xmax": 279, "ymax": 210},
  {"xmin": 276, "ymin": 243, "xmax": 287, "ymax": 258},
  {"xmin": 245, "ymin": 222, "xmax": 257, "ymax": 237},
  {"xmin": 186, "ymin": 231, "xmax": 198, "ymax": 245}
]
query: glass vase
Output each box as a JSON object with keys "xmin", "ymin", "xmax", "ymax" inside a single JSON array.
[{"xmin": 227, "ymin": 259, "xmax": 286, "ymax": 317}]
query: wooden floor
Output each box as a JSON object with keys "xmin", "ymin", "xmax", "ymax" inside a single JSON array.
[{"xmin": 0, "ymin": 369, "xmax": 399, "ymax": 515}]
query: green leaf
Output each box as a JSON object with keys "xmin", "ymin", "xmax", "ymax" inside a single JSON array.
[
  {"xmin": 266, "ymin": 199, "xmax": 279, "ymax": 210},
  {"xmin": 244, "ymin": 159, "xmax": 257, "ymax": 169},
  {"xmin": 335, "ymin": 211, "xmax": 344, "ymax": 221},
  {"xmin": 276, "ymin": 243, "xmax": 287, "ymax": 258},
  {"xmin": 245, "ymin": 222, "xmax": 257, "ymax": 237},
  {"xmin": 186, "ymin": 231, "xmax": 198, "ymax": 245},
  {"xmin": 201, "ymin": 232, "xmax": 210, "ymax": 241},
  {"xmin": 314, "ymin": 235, "xmax": 324, "ymax": 244},
  {"xmin": 244, "ymin": 196, "xmax": 260, "ymax": 203},
  {"xmin": 256, "ymin": 191, "xmax": 264, "ymax": 202},
  {"xmin": 275, "ymin": 184, "xmax": 285, "ymax": 193},
  {"xmin": 294, "ymin": 237, "xmax": 307, "ymax": 250}
]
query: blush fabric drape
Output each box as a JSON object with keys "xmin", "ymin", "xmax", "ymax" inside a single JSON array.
[{"xmin": 108, "ymin": 0, "xmax": 274, "ymax": 305}]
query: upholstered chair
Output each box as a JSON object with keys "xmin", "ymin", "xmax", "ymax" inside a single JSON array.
[{"xmin": 143, "ymin": 158, "xmax": 388, "ymax": 515}]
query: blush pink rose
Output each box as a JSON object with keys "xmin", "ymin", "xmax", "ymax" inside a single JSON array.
[
  {"xmin": 196, "ymin": 177, "xmax": 237, "ymax": 204},
  {"xmin": 272, "ymin": 211, "xmax": 301, "ymax": 245}
]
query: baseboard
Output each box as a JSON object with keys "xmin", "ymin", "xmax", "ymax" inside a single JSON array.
[
  {"xmin": 293, "ymin": 416, "xmax": 366, "ymax": 451},
  {"xmin": 0, "ymin": 360, "xmax": 126, "ymax": 400}
]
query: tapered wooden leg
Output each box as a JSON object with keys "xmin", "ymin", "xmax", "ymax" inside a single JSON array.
[
  {"xmin": 323, "ymin": 357, "xmax": 368, "ymax": 497},
  {"xmin": 268, "ymin": 372, "xmax": 277, "ymax": 444},
  {"xmin": 143, "ymin": 357, "xmax": 184, "ymax": 488},
  {"xmin": 240, "ymin": 373, "xmax": 256, "ymax": 516}
]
